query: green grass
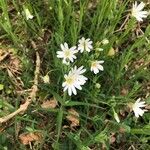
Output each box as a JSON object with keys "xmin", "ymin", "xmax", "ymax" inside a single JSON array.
[{"xmin": 0, "ymin": 0, "xmax": 150, "ymax": 149}]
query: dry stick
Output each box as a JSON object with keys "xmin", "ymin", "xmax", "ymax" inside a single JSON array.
[
  {"xmin": 114, "ymin": 14, "xmax": 129, "ymax": 33},
  {"xmin": 0, "ymin": 52, "xmax": 9, "ymax": 62},
  {"xmin": 0, "ymin": 46, "xmax": 40, "ymax": 124}
]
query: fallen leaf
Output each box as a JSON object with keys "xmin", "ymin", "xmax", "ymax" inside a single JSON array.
[
  {"xmin": 9, "ymin": 55, "xmax": 21, "ymax": 74},
  {"xmin": 109, "ymin": 133, "xmax": 116, "ymax": 144},
  {"xmin": 19, "ymin": 132, "xmax": 42, "ymax": 145},
  {"xmin": 119, "ymin": 127, "xmax": 126, "ymax": 133},
  {"xmin": 145, "ymin": 105, "xmax": 150, "ymax": 110},
  {"xmin": 66, "ymin": 108, "xmax": 79, "ymax": 127},
  {"xmin": 0, "ymin": 127, "xmax": 5, "ymax": 132},
  {"xmin": 41, "ymin": 97, "xmax": 58, "ymax": 109},
  {"xmin": 121, "ymin": 87, "xmax": 129, "ymax": 96},
  {"xmin": 134, "ymin": 58, "xmax": 144, "ymax": 69},
  {"xmin": 0, "ymin": 49, "xmax": 9, "ymax": 62},
  {"xmin": 0, "ymin": 48, "xmax": 21, "ymax": 74},
  {"xmin": 119, "ymin": 109, "xmax": 126, "ymax": 117}
]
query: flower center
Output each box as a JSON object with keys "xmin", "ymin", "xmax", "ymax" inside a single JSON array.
[
  {"xmin": 65, "ymin": 49, "xmax": 71, "ymax": 57},
  {"xmin": 66, "ymin": 76, "xmax": 75, "ymax": 85},
  {"xmin": 82, "ymin": 41, "xmax": 86, "ymax": 49},
  {"xmin": 91, "ymin": 62, "xmax": 97, "ymax": 68},
  {"xmin": 132, "ymin": 8, "xmax": 137, "ymax": 16}
]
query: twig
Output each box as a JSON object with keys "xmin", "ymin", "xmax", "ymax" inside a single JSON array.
[
  {"xmin": 0, "ymin": 52, "xmax": 9, "ymax": 62},
  {"xmin": 0, "ymin": 42, "xmax": 40, "ymax": 124},
  {"xmin": 114, "ymin": 14, "xmax": 129, "ymax": 33}
]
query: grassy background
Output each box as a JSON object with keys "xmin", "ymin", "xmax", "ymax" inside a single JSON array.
[{"xmin": 0, "ymin": 0, "xmax": 150, "ymax": 149}]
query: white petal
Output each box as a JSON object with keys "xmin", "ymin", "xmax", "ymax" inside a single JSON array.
[
  {"xmin": 98, "ymin": 60, "xmax": 104, "ymax": 64},
  {"xmin": 137, "ymin": 2, "xmax": 145, "ymax": 11},
  {"xmin": 94, "ymin": 68, "xmax": 99, "ymax": 74},
  {"xmin": 62, "ymin": 82, "xmax": 66, "ymax": 87},
  {"xmin": 97, "ymin": 65, "xmax": 104, "ymax": 71},
  {"xmin": 71, "ymin": 86, "xmax": 77, "ymax": 95},
  {"xmin": 81, "ymin": 37, "xmax": 85, "ymax": 41},
  {"xmin": 70, "ymin": 46, "xmax": 76, "ymax": 51},
  {"xmin": 70, "ymin": 57, "xmax": 74, "ymax": 62},
  {"xmin": 63, "ymin": 86, "xmax": 68, "ymax": 91},
  {"xmin": 64, "ymin": 42, "xmax": 68, "ymax": 49},
  {"xmin": 68, "ymin": 87, "xmax": 72, "ymax": 96},
  {"xmin": 60, "ymin": 44, "xmax": 64, "ymax": 50},
  {"xmin": 134, "ymin": 111, "xmax": 140, "ymax": 118},
  {"xmin": 75, "ymin": 84, "xmax": 82, "ymax": 90}
]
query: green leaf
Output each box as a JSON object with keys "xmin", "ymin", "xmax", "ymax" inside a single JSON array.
[
  {"xmin": 121, "ymin": 124, "xmax": 131, "ymax": 133},
  {"xmin": 131, "ymin": 128, "xmax": 150, "ymax": 135},
  {"xmin": 49, "ymin": 89, "xmax": 64, "ymax": 105},
  {"xmin": 94, "ymin": 131, "xmax": 108, "ymax": 143},
  {"xmin": 64, "ymin": 101, "xmax": 101, "ymax": 108},
  {"xmin": 81, "ymin": 146, "xmax": 91, "ymax": 150},
  {"xmin": 54, "ymin": 106, "xmax": 64, "ymax": 150}
]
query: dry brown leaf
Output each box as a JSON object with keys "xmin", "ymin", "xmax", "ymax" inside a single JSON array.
[
  {"xmin": 109, "ymin": 133, "xmax": 116, "ymax": 144},
  {"xmin": 66, "ymin": 108, "xmax": 79, "ymax": 127},
  {"xmin": 145, "ymin": 105, "xmax": 150, "ymax": 110},
  {"xmin": 0, "ymin": 127, "xmax": 5, "ymax": 132},
  {"xmin": 9, "ymin": 55, "xmax": 21, "ymax": 72},
  {"xmin": 119, "ymin": 109, "xmax": 126, "ymax": 117},
  {"xmin": 88, "ymin": 0, "xmax": 99, "ymax": 9},
  {"xmin": 41, "ymin": 97, "xmax": 58, "ymax": 109},
  {"xmin": 121, "ymin": 87, "xmax": 129, "ymax": 96},
  {"xmin": 119, "ymin": 127, "xmax": 126, "ymax": 134},
  {"xmin": 0, "ymin": 48, "xmax": 22, "ymax": 74},
  {"xmin": 19, "ymin": 132, "xmax": 42, "ymax": 145},
  {"xmin": 0, "ymin": 49, "xmax": 9, "ymax": 62},
  {"xmin": 0, "ymin": 47, "xmax": 23, "ymax": 91},
  {"xmin": 134, "ymin": 58, "xmax": 144, "ymax": 69}
]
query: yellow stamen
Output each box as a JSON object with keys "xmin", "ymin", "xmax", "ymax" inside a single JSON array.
[
  {"xmin": 65, "ymin": 50, "xmax": 71, "ymax": 57},
  {"xmin": 66, "ymin": 77, "xmax": 74, "ymax": 85},
  {"xmin": 91, "ymin": 62, "xmax": 97, "ymax": 68}
]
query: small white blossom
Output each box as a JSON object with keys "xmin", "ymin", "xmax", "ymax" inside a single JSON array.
[
  {"xmin": 42, "ymin": 74, "xmax": 50, "ymax": 83},
  {"xmin": 90, "ymin": 60, "xmax": 104, "ymax": 74},
  {"xmin": 101, "ymin": 39, "xmax": 109, "ymax": 45},
  {"xmin": 62, "ymin": 66, "xmax": 87, "ymax": 96},
  {"xmin": 70, "ymin": 66, "xmax": 88, "ymax": 85},
  {"xmin": 78, "ymin": 37, "xmax": 93, "ymax": 53},
  {"xmin": 25, "ymin": 8, "xmax": 33, "ymax": 20},
  {"xmin": 132, "ymin": 98, "xmax": 147, "ymax": 118},
  {"xmin": 131, "ymin": 1, "xmax": 148, "ymax": 22},
  {"xmin": 57, "ymin": 43, "xmax": 78, "ymax": 64}
]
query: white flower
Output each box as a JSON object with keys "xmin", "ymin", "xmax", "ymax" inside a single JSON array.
[
  {"xmin": 90, "ymin": 60, "xmax": 104, "ymax": 74},
  {"xmin": 101, "ymin": 39, "xmax": 109, "ymax": 45},
  {"xmin": 78, "ymin": 37, "xmax": 93, "ymax": 53},
  {"xmin": 70, "ymin": 66, "xmax": 88, "ymax": 85},
  {"xmin": 57, "ymin": 43, "xmax": 78, "ymax": 64},
  {"xmin": 62, "ymin": 66, "xmax": 87, "ymax": 96},
  {"xmin": 25, "ymin": 8, "xmax": 33, "ymax": 20},
  {"xmin": 42, "ymin": 74, "xmax": 50, "ymax": 83},
  {"xmin": 131, "ymin": 1, "xmax": 148, "ymax": 22},
  {"xmin": 132, "ymin": 98, "xmax": 147, "ymax": 118}
]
